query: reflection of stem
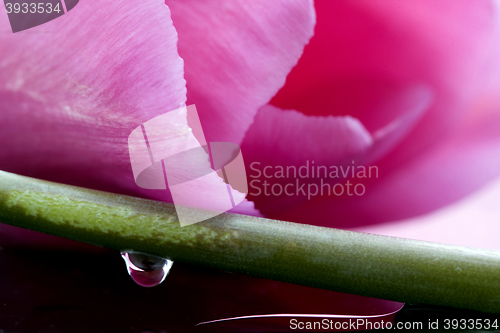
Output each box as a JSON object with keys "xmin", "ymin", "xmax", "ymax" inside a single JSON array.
[{"xmin": 0, "ymin": 170, "xmax": 499, "ymax": 313}]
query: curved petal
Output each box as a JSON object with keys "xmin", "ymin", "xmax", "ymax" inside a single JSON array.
[
  {"xmin": 242, "ymin": 82, "xmax": 431, "ymax": 216},
  {"xmin": 365, "ymin": 85, "xmax": 433, "ymax": 164},
  {"xmin": 166, "ymin": 0, "xmax": 316, "ymax": 145},
  {"xmin": 275, "ymin": 97, "xmax": 500, "ymax": 233},
  {"xmin": 271, "ymin": 0, "xmax": 500, "ymax": 168},
  {"xmin": 0, "ymin": 0, "xmax": 185, "ymax": 196},
  {"xmin": 241, "ymin": 104, "xmax": 373, "ymax": 215}
]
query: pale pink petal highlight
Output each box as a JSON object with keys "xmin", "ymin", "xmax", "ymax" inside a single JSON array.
[
  {"xmin": 271, "ymin": 0, "xmax": 499, "ymax": 167},
  {"xmin": 131, "ymin": 106, "xmax": 249, "ymax": 226},
  {"xmin": 0, "ymin": 0, "xmax": 186, "ymax": 197},
  {"xmin": 277, "ymin": 99, "xmax": 500, "ymax": 231},
  {"xmin": 241, "ymin": 104, "xmax": 373, "ymax": 215},
  {"xmin": 166, "ymin": 0, "xmax": 316, "ymax": 145}
]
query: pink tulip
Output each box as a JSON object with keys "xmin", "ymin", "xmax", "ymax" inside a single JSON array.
[
  {"xmin": 1, "ymin": 0, "xmax": 500, "ymax": 330},
  {"xmin": 241, "ymin": 0, "xmax": 500, "ymax": 249}
]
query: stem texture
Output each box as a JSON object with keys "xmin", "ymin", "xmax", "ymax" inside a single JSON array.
[{"xmin": 0, "ymin": 171, "xmax": 499, "ymax": 312}]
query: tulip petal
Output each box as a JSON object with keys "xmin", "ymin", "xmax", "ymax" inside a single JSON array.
[
  {"xmin": 0, "ymin": 0, "xmax": 186, "ymax": 195},
  {"xmin": 166, "ymin": 0, "xmax": 316, "ymax": 145},
  {"xmin": 271, "ymin": 0, "xmax": 499, "ymax": 166},
  {"xmin": 242, "ymin": 83, "xmax": 432, "ymax": 216},
  {"xmin": 275, "ymin": 97, "xmax": 500, "ymax": 231},
  {"xmin": 241, "ymin": 104, "xmax": 373, "ymax": 215},
  {"xmin": 364, "ymin": 85, "xmax": 433, "ymax": 164},
  {"xmin": 251, "ymin": 0, "xmax": 500, "ymax": 231},
  {"xmin": 351, "ymin": 176, "xmax": 500, "ymax": 250}
]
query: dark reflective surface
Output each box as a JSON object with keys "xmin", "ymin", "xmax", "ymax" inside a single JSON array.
[{"xmin": 0, "ymin": 244, "xmax": 402, "ymax": 332}]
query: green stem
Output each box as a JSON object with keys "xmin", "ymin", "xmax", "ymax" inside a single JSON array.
[{"xmin": 0, "ymin": 170, "xmax": 499, "ymax": 313}]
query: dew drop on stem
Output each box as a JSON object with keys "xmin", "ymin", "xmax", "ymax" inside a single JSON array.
[{"xmin": 121, "ymin": 252, "xmax": 173, "ymax": 287}]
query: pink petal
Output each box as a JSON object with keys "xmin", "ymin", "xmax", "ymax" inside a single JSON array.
[
  {"xmin": 0, "ymin": 0, "xmax": 185, "ymax": 195},
  {"xmin": 275, "ymin": 97, "xmax": 500, "ymax": 235},
  {"xmin": 241, "ymin": 104, "xmax": 373, "ymax": 215},
  {"xmin": 242, "ymin": 82, "xmax": 431, "ymax": 216},
  {"xmin": 166, "ymin": 0, "xmax": 316, "ymax": 145},
  {"xmin": 243, "ymin": 0, "xmax": 500, "ymax": 234},
  {"xmin": 364, "ymin": 85, "xmax": 433, "ymax": 164},
  {"xmin": 352, "ymin": 176, "xmax": 500, "ymax": 250},
  {"xmin": 271, "ymin": 0, "xmax": 500, "ymax": 166}
]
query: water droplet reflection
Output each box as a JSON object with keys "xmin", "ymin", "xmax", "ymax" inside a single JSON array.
[{"xmin": 121, "ymin": 252, "xmax": 173, "ymax": 287}]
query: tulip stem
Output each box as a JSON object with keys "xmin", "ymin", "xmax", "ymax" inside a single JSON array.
[{"xmin": 0, "ymin": 170, "xmax": 499, "ymax": 313}]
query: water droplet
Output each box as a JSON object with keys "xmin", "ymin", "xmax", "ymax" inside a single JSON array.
[{"xmin": 121, "ymin": 252, "xmax": 173, "ymax": 287}]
